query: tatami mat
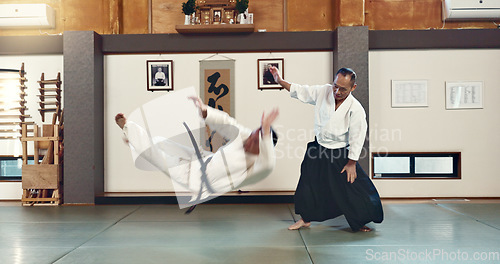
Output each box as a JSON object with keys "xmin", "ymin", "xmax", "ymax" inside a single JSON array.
[{"xmin": 0, "ymin": 202, "xmax": 499, "ymax": 264}]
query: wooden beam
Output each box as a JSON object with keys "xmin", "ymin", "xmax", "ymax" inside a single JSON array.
[
  {"xmin": 102, "ymin": 31, "xmax": 335, "ymax": 53},
  {"xmin": 0, "ymin": 36, "xmax": 63, "ymax": 55},
  {"xmin": 369, "ymin": 29, "xmax": 500, "ymax": 50}
]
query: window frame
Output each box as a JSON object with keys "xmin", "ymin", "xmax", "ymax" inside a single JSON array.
[
  {"xmin": 0, "ymin": 156, "xmax": 39, "ymax": 182},
  {"xmin": 371, "ymin": 152, "xmax": 461, "ymax": 179}
]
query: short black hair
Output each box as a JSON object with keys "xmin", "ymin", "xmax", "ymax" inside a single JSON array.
[{"xmin": 336, "ymin": 67, "xmax": 356, "ymax": 87}]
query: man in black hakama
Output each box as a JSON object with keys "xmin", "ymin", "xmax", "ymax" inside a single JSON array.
[{"xmin": 269, "ymin": 66, "xmax": 383, "ymax": 232}]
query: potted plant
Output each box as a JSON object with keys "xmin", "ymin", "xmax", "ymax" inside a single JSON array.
[
  {"xmin": 235, "ymin": 0, "xmax": 249, "ymax": 24},
  {"xmin": 182, "ymin": 0, "xmax": 197, "ymax": 25}
]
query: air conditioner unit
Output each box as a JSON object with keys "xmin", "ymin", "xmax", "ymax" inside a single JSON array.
[
  {"xmin": 442, "ymin": 0, "xmax": 500, "ymax": 21},
  {"xmin": 0, "ymin": 4, "xmax": 55, "ymax": 28}
]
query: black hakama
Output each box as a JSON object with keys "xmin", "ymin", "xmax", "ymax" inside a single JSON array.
[{"xmin": 294, "ymin": 140, "xmax": 384, "ymax": 231}]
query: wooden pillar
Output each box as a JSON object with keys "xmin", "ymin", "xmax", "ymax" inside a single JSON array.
[{"xmin": 63, "ymin": 31, "xmax": 104, "ymax": 204}]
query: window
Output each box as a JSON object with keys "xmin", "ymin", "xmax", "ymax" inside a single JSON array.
[
  {"xmin": 0, "ymin": 157, "xmax": 38, "ymax": 181},
  {"xmin": 372, "ymin": 152, "xmax": 461, "ymax": 179}
]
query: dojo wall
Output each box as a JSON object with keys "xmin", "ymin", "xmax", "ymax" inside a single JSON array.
[
  {"xmin": 369, "ymin": 49, "xmax": 500, "ymax": 197},
  {"xmin": 0, "ymin": 55, "xmax": 63, "ymax": 199},
  {"xmin": 2, "ymin": 39, "xmax": 499, "ymax": 200},
  {"xmin": 104, "ymin": 52, "xmax": 332, "ymax": 192},
  {"xmin": 106, "ymin": 49, "xmax": 500, "ymax": 197}
]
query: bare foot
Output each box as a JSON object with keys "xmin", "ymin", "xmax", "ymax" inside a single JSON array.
[
  {"xmin": 115, "ymin": 113, "xmax": 126, "ymax": 129},
  {"xmin": 288, "ymin": 219, "xmax": 311, "ymax": 230},
  {"xmin": 359, "ymin": 226, "xmax": 372, "ymax": 232}
]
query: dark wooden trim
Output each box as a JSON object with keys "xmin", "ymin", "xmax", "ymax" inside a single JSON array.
[
  {"xmin": 101, "ymin": 31, "xmax": 335, "ymax": 54},
  {"xmin": 95, "ymin": 191, "xmax": 294, "ymax": 205},
  {"xmin": 0, "ymin": 35, "xmax": 63, "ymax": 55},
  {"xmin": 369, "ymin": 29, "xmax": 500, "ymax": 50},
  {"xmin": 381, "ymin": 197, "xmax": 500, "ymax": 201},
  {"xmin": 95, "ymin": 194, "xmax": 294, "ymax": 205},
  {"xmin": 1, "ymin": 29, "xmax": 499, "ymax": 55},
  {"xmin": 99, "ymin": 191, "xmax": 295, "ymax": 196},
  {"xmin": 373, "ymin": 178, "xmax": 460, "ymax": 180},
  {"xmin": 372, "ymin": 152, "xmax": 462, "ymax": 154}
]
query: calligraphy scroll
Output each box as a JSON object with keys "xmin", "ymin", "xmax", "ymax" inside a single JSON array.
[{"xmin": 200, "ymin": 60, "xmax": 235, "ymax": 153}]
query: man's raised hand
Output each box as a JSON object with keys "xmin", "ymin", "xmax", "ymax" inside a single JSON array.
[{"xmin": 261, "ymin": 108, "xmax": 279, "ymax": 136}]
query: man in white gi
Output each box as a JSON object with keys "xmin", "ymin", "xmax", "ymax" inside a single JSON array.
[
  {"xmin": 269, "ymin": 66, "xmax": 383, "ymax": 232},
  {"xmin": 154, "ymin": 67, "xmax": 166, "ymax": 86},
  {"xmin": 115, "ymin": 96, "xmax": 279, "ymax": 207}
]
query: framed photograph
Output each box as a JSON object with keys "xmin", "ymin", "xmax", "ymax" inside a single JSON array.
[
  {"xmin": 445, "ymin": 81, "xmax": 483, "ymax": 109},
  {"xmin": 391, "ymin": 80, "xmax": 428, "ymax": 108},
  {"xmin": 212, "ymin": 8, "xmax": 222, "ymax": 24},
  {"xmin": 147, "ymin": 60, "xmax": 173, "ymax": 92},
  {"xmin": 258, "ymin": 58, "xmax": 284, "ymax": 90}
]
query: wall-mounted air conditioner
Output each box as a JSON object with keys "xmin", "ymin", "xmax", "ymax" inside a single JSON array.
[
  {"xmin": 0, "ymin": 4, "xmax": 55, "ymax": 28},
  {"xmin": 442, "ymin": 0, "xmax": 500, "ymax": 21}
]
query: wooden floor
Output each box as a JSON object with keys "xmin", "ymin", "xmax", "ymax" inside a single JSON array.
[{"xmin": 0, "ymin": 199, "xmax": 499, "ymax": 263}]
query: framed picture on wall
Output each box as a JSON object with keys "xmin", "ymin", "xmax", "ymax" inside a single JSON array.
[
  {"xmin": 212, "ymin": 8, "xmax": 223, "ymax": 24},
  {"xmin": 147, "ymin": 60, "xmax": 173, "ymax": 92},
  {"xmin": 445, "ymin": 81, "xmax": 483, "ymax": 109},
  {"xmin": 258, "ymin": 58, "xmax": 284, "ymax": 90},
  {"xmin": 391, "ymin": 80, "xmax": 428, "ymax": 107}
]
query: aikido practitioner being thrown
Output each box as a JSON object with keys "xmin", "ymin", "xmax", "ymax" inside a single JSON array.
[{"xmin": 115, "ymin": 96, "xmax": 279, "ymax": 208}]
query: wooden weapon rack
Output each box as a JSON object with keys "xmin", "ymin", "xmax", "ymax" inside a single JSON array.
[
  {"xmin": 0, "ymin": 63, "xmax": 34, "ymax": 139},
  {"xmin": 38, "ymin": 72, "xmax": 62, "ymax": 123},
  {"xmin": 21, "ymin": 109, "xmax": 63, "ymax": 206}
]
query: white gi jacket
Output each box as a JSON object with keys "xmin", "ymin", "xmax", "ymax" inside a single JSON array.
[
  {"xmin": 290, "ymin": 83, "xmax": 367, "ymax": 161},
  {"xmin": 123, "ymin": 107, "xmax": 276, "ymax": 201}
]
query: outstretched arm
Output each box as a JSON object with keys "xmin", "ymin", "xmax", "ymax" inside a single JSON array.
[
  {"xmin": 239, "ymin": 108, "xmax": 280, "ymax": 187},
  {"xmin": 269, "ymin": 66, "xmax": 324, "ymax": 105},
  {"xmin": 261, "ymin": 108, "xmax": 279, "ymax": 138},
  {"xmin": 269, "ymin": 66, "xmax": 291, "ymax": 91},
  {"xmin": 188, "ymin": 96, "xmax": 208, "ymax": 118},
  {"xmin": 188, "ymin": 96, "xmax": 252, "ymax": 138}
]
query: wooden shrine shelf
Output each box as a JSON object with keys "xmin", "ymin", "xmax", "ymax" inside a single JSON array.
[{"xmin": 175, "ymin": 24, "xmax": 255, "ymax": 34}]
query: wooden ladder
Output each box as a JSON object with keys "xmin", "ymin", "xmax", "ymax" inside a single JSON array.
[
  {"xmin": 38, "ymin": 72, "xmax": 62, "ymax": 123},
  {"xmin": 0, "ymin": 63, "xmax": 32, "ymax": 139}
]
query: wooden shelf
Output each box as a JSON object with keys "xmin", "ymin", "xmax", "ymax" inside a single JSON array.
[{"xmin": 175, "ymin": 24, "xmax": 255, "ymax": 34}]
